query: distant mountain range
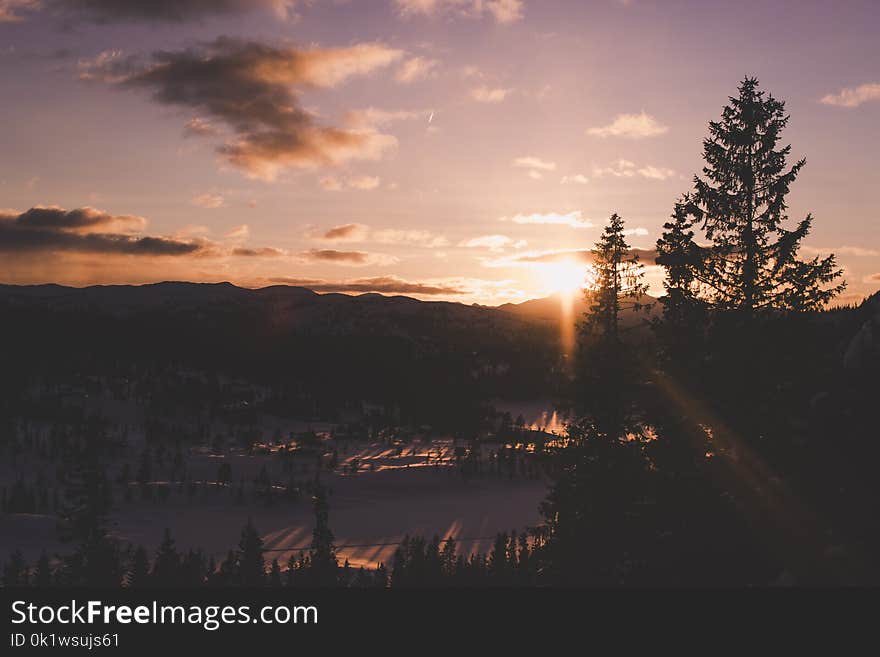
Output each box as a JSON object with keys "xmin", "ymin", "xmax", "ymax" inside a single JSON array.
[
  {"xmin": 0, "ymin": 282, "xmax": 563, "ymax": 403},
  {"xmin": 0, "ymin": 281, "xmax": 657, "ymax": 331},
  {"xmin": 497, "ymin": 291, "xmax": 659, "ymax": 328}
]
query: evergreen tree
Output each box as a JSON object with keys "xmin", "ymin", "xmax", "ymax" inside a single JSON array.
[
  {"xmin": 538, "ymin": 419, "xmax": 653, "ymax": 586},
  {"xmin": 685, "ymin": 77, "xmax": 844, "ymax": 315},
  {"xmin": 215, "ymin": 550, "xmax": 239, "ymax": 586},
  {"xmin": 180, "ymin": 549, "xmax": 206, "ymax": 586},
  {"xmin": 151, "ymin": 528, "xmax": 180, "ymax": 587},
  {"xmin": 308, "ymin": 482, "xmax": 338, "ymax": 586},
  {"xmin": 126, "ymin": 546, "xmax": 150, "ymax": 588},
  {"xmin": 2, "ymin": 550, "xmax": 29, "ymax": 586},
  {"xmin": 440, "ymin": 537, "xmax": 457, "ymax": 580},
  {"xmin": 585, "ymin": 213, "xmax": 650, "ymax": 344},
  {"xmin": 56, "ymin": 443, "xmax": 120, "ymax": 586},
  {"xmin": 487, "ymin": 532, "xmax": 509, "ymax": 582},
  {"xmin": 237, "ymin": 519, "xmax": 265, "ymax": 586},
  {"xmin": 655, "ymin": 195, "xmax": 709, "ymax": 362},
  {"xmin": 57, "ymin": 448, "xmax": 112, "ymax": 545},
  {"xmin": 575, "ymin": 213, "xmax": 649, "ymax": 439},
  {"xmin": 268, "ymin": 558, "xmax": 282, "ymax": 587},
  {"xmin": 204, "ymin": 555, "xmax": 217, "ymax": 584}
]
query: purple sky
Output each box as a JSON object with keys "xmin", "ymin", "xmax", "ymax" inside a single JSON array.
[{"xmin": 1, "ymin": 0, "xmax": 877, "ymax": 304}]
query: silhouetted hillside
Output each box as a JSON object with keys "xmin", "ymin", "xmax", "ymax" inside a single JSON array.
[
  {"xmin": 498, "ymin": 291, "xmax": 659, "ymax": 328},
  {"xmin": 0, "ymin": 282, "xmax": 562, "ymax": 418}
]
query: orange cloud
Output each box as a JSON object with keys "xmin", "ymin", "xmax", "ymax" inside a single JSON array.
[{"xmin": 82, "ymin": 38, "xmax": 403, "ymax": 180}]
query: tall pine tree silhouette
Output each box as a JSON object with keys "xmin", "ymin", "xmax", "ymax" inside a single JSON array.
[
  {"xmin": 237, "ymin": 519, "xmax": 265, "ymax": 586},
  {"xmin": 56, "ymin": 441, "xmax": 120, "ymax": 586},
  {"xmin": 680, "ymin": 77, "xmax": 844, "ymax": 316},
  {"xmin": 575, "ymin": 213, "xmax": 649, "ymax": 440},
  {"xmin": 655, "ymin": 194, "xmax": 708, "ymax": 364},
  {"xmin": 309, "ymin": 482, "xmax": 338, "ymax": 586},
  {"xmin": 151, "ymin": 528, "xmax": 181, "ymax": 587}
]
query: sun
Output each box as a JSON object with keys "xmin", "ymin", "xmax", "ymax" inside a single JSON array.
[
  {"xmin": 536, "ymin": 260, "xmax": 587, "ymax": 297},
  {"xmin": 533, "ymin": 260, "xmax": 588, "ymax": 358}
]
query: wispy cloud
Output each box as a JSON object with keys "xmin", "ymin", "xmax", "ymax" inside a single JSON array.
[
  {"xmin": 592, "ymin": 159, "xmax": 675, "ymax": 180},
  {"xmin": 319, "ymin": 176, "xmax": 344, "ymax": 191},
  {"xmin": 587, "ymin": 111, "xmax": 669, "ymax": 138},
  {"xmin": 471, "ymin": 86, "xmax": 513, "ymax": 103},
  {"xmin": 393, "ymin": 0, "xmax": 523, "ymax": 24},
  {"xmin": 232, "ymin": 246, "xmax": 287, "ymax": 257},
  {"xmin": 485, "ymin": 0, "xmax": 524, "ymax": 23},
  {"xmin": 372, "ymin": 229, "xmax": 448, "ymax": 248},
  {"xmin": 183, "ymin": 117, "xmax": 217, "ymax": 137},
  {"xmin": 802, "ymin": 245, "xmax": 880, "ymax": 257},
  {"xmin": 347, "ymin": 175, "xmax": 381, "ymax": 190},
  {"xmin": 636, "ymin": 165, "xmax": 676, "ymax": 180},
  {"xmin": 226, "ymin": 224, "xmax": 250, "ymax": 240},
  {"xmin": 513, "ymin": 156, "xmax": 555, "ymax": 180},
  {"xmin": 820, "ymin": 82, "xmax": 880, "ymax": 108},
  {"xmin": 295, "ymin": 248, "xmax": 398, "ymax": 266},
  {"xmin": 487, "ymin": 246, "xmax": 658, "ymax": 267},
  {"xmin": 344, "ymin": 107, "xmax": 425, "ymax": 129},
  {"xmin": 396, "ymin": 56, "xmax": 440, "ymax": 83},
  {"xmin": 268, "ymin": 275, "xmax": 466, "ymax": 296},
  {"xmin": 0, "ymin": 0, "xmax": 38, "ymax": 23},
  {"xmin": 318, "ymin": 175, "xmax": 382, "ymax": 191},
  {"xmin": 560, "ymin": 174, "xmax": 589, "ymax": 185},
  {"xmin": 459, "ymin": 234, "xmax": 526, "ymax": 252},
  {"xmin": 513, "ymin": 156, "xmax": 556, "ymax": 171},
  {"xmin": 593, "ymin": 159, "xmax": 636, "ymax": 178},
  {"xmin": 315, "ymin": 224, "xmax": 447, "ymax": 248},
  {"xmin": 502, "ymin": 210, "xmax": 592, "ymax": 229},
  {"xmin": 319, "ymin": 223, "xmax": 370, "ymax": 242},
  {"xmin": 191, "ymin": 193, "xmax": 225, "ymax": 209}
]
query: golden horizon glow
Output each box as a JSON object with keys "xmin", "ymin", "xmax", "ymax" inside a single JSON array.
[
  {"xmin": 534, "ymin": 260, "xmax": 589, "ymax": 297},
  {"xmin": 531, "ymin": 259, "xmax": 590, "ymax": 358},
  {"xmin": 0, "ymin": 3, "xmax": 877, "ymax": 306}
]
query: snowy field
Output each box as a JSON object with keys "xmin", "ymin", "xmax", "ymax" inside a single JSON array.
[{"xmin": 1, "ymin": 438, "xmax": 549, "ymax": 569}]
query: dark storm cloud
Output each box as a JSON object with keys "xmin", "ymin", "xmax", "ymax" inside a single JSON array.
[
  {"xmin": 268, "ymin": 276, "xmax": 466, "ymax": 295},
  {"xmin": 80, "ymin": 38, "xmax": 402, "ymax": 179}
]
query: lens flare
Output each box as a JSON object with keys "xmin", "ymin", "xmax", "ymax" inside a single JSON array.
[{"xmin": 534, "ymin": 260, "xmax": 588, "ymax": 360}]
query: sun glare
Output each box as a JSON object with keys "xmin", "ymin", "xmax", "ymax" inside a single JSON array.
[
  {"xmin": 534, "ymin": 260, "xmax": 588, "ymax": 360},
  {"xmin": 537, "ymin": 260, "xmax": 588, "ymax": 297}
]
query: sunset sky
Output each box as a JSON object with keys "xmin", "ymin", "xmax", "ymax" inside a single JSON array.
[{"xmin": 1, "ymin": 0, "xmax": 878, "ymax": 305}]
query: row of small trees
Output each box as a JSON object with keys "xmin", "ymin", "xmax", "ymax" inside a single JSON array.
[{"xmin": 3, "ymin": 479, "xmax": 541, "ymax": 587}]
